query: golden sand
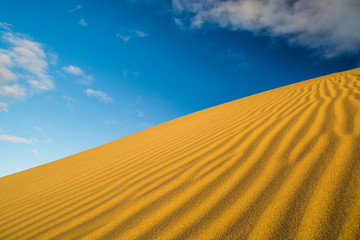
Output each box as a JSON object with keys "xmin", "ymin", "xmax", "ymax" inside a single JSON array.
[{"xmin": 1, "ymin": 68, "xmax": 360, "ymax": 239}]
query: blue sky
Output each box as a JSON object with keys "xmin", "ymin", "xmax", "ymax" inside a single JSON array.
[{"xmin": 0, "ymin": 0, "xmax": 359, "ymax": 177}]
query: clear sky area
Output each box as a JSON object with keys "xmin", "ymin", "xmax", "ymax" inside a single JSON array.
[{"xmin": 1, "ymin": 0, "xmax": 359, "ymax": 177}]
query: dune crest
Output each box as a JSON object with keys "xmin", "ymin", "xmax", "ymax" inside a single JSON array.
[{"xmin": 1, "ymin": 68, "xmax": 360, "ymax": 239}]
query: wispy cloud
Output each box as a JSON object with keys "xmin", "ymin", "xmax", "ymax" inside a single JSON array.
[
  {"xmin": 79, "ymin": 75, "xmax": 94, "ymax": 85},
  {"xmin": 0, "ymin": 102, "xmax": 8, "ymax": 112},
  {"xmin": 0, "ymin": 134, "xmax": 35, "ymax": 144},
  {"xmin": 78, "ymin": 18, "xmax": 88, "ymax": 27},
  {"xmin": 63, "ymin": 95, "xmax": 76, "ymax": 110},
  {"xmin": 120, "ymin": 70, "xmax": 140, "ymax": 80},
  {"xmin": 0, "ymin": 24, "xmax": 55, "ymax": 110},
  {"xmin": 62, "ymin": 95, "xmax": 75, "ymax": 102},
  {"xmin": 84, "ymin": 89, "xmax": 113, "ymax": 103},
  {"xmin": 62, "ymin": 65, "xmax": 94, "ymax": 85},
  {"xmin": 173, "ymin": 17, "xmax": 184, "ymax": 29},
  {"xmin": 0, "ymin": 84, "xmax": 26, "ymax": 98},
  {"xmin": 29, "ymin": 149, "xmax": 38, "ymax": 155},
  {"xmin": 0, "ymin": 22, "xmax": 12, "ymax": 31},
  {"xmin": 173, "ymin": 0, "xmax": 360, "ymax": 57},
  {"xmin": 116, "ymin": 29, "xmax": 149, "ymax": 42},
  {"xmin": 137, "ymin": 110, "xmax": 144, "ymax": 117},
  {"xmin": 0, "ymin": 30, "xmax": 54, "ymax": 92},
  {"xmin": 138, "ymin": 122, "xmax": 152, "ymax": 128},
  {"xmin": 0, "ymin": 51, "xmax": 16, "ymax": 84},
  {"xmin": 135, "ymin": 30, "xmax": 148, "ymax": 38},
  {"xmin": 116, "ymin": 33, "xmax": 131, "ymax": 42},
  {"xmin": 33, "ymin": 126, "xmax": 42, "ymax": 131},
  {"xmin": 69, "ymin": 5, "xmax": 82, "ymax": 13},
  {"xmin": 62, "ymin": 65, "xmax": 83, "ymax": 75}
]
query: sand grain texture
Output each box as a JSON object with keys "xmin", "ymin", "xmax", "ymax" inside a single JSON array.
[{"xmin": 1, "ymin": 68, "xmax": 360, "ymax": 239}]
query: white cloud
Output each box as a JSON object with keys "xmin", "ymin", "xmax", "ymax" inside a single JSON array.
[
  {"xmin": 0, "ymin": 134, "xmax": 34, "ymax": 144},
  {"xmin": 173, "ymin": 0, "xmax": 360, "ymax": 57},
  {"xmin": 62, "ymin": 65, "xmax": 94, "ymax": 85},
  {"xmin": 116, "ymin": 33, "xmax": 131, "ymax": 42},
  {"xmin": 0, "ymin": 84, "xmax": 26, "ymax": 98},
  {"xmin": 0, "ymin": 27, "xmax": 54, "ymax": 104},
  {"xmin": 84, "ymin": 89, "xmax": 113, "ymax": 103},
  {"xmin": 29, "ymin": 149, "xmax": 38, "ymax": 155},
  {"xmin": 0, "ymin": 52, "xmax": 16, "ymax": 84},
  {"xmin": 3, "ymin": 32, "xmax": 54, "ymax": 90},
  {"xmin": 0, "ymin": 102, "xmax": 8, "ymax": 112},
  {"xmin": 135, "ymin": 30, "xmax": 148, "ymax": 38},
  {"xmin": 116, "ymin": 29, "xmax": 148, "ymax": 42},
  {"xmin": 62, "ymin": 65, "xmax": 83, "ymax": 75},
  {"xmin": 78, "ymin": 18, "xmax": 88, "ymax": 27},
  {"xmin": 69, "ymin": 5, "xmax": 82, "ymax": 13},
  {"xmin": 28, "ymin": 78, "xmax": 54, "ymax": 91}
]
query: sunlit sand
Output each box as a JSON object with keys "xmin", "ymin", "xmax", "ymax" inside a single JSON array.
[{"xmin": 1, "ymin": 68, "xmax": 360, "ymax": 239}]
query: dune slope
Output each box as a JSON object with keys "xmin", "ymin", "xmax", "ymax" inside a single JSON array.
[{"xmin": 1, "ymin": 68, "xmax": 360, "ymax": 239}]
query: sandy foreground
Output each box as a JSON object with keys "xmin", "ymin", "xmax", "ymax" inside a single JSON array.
[{"xmin": 1, "ymin": 68, "xmax": 360, "ymax": 239}]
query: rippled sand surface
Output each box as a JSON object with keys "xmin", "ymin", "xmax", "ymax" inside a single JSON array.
[{"xmin": 1, "ymin": 68, "xmax": 360, "ymax": 239}]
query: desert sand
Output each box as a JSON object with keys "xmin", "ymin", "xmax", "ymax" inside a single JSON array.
[{"xmin": 1, "ymin": 68, "xmax": 360, "ymax": 239}]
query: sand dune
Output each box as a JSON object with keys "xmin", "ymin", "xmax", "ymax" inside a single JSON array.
[{"xmin": 1, "ymin": 68, "xmax": 360, "ymax": 239}]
